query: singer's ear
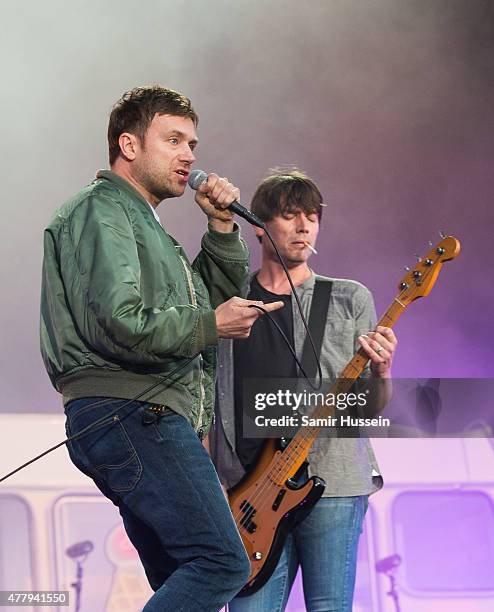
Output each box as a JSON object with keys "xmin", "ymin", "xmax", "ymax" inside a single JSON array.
[
  {"xmin": 254, "ymin": 226, "xmax": 264, "ymax": 243},
  {"xmin": 118, "ymin": 132, "xmax": 139, "ymax": 162}
]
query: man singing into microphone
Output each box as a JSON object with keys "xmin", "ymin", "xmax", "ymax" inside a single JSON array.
[
  {"xmin": 210, "ymin": 169, "xmax": 398, "ymax": 611},
  {"xmin": 40, "ymin": 86, "xmax": 283, "ymax": 612}
]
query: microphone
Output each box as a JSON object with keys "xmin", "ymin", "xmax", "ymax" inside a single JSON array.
[
  {"xmin": 66, "ymin": 540, "xmax": 94, "ymax": 559},
  {"xmin": 188, "ymin": 169, "xmax": 265, "ymax": 229},
  {"xmin": 375, "ymin": 554, "xmax": 401, "ymax": 574}
]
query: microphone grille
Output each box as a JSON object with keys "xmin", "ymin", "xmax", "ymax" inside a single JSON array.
[{"xmin": 188, "ymin": 169, "xmax": 208, "ymax": 190}]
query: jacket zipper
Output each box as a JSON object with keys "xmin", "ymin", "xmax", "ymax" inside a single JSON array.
[
  {"xmin": 179, "ymin": 254, "xmax": 197, "ymax": 307},
  {"xmin": 198, "ymin": 354, "xmax": 205, "ymax": 433},
  {"xmin": 179, "ymin": 254, "xmax": 205, "ymax": 432}
]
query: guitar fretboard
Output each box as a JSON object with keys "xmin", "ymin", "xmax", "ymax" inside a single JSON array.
[{"xmin": 267, "ymin": 299, "xmax": 407, "ymax": 485}]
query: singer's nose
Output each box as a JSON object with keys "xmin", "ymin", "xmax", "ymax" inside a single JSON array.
[{"xmin": 180, "ymin": 145, "xmax": 196, "ymax": 164}]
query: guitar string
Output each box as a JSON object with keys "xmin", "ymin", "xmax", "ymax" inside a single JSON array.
[
  {"xmin": 234, "ymin": 282, "xmax": 422, "ymax": 544},
  {"xmin": 234, "ymin": 243, "xmax": 457, "ymax": 586},
  {"xmin": 232, "ymin": 317, "xmax": 402, "ymax": 525},
  {"xmin": 231, "ymin": 298, "xmax": 410, "ymax": 528},
  {"xmin": 231, "ymin": 346, "xmax": 376, "ymax": 523},
  {"xmin": 232, "ymin": 369, "xmax": 373, "ymax": 524}
]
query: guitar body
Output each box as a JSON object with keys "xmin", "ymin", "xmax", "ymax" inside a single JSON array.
[{"xmin": 229, "ymin": 439, "xmax": 325, "ymax": 596}]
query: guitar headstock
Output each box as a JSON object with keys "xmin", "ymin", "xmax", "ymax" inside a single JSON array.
[{"xmin": 396, "ymin": 236, "xmax": 460, "ymax": 305}]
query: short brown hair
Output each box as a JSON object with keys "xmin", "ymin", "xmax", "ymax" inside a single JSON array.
[
  {"xmin": 250, "ymin": 169, "xmax": 324, "ymax": 222},
  {"xmin": 107, "ymin": 85, "xmax": 198, "ymax": 164}
]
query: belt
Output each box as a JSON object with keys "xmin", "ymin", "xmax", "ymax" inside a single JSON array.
[
  {"xmin": 141, "ymin": 405, "xmax": 205, "ymax": 441},
  {"xmin": 142, "ymin": 404, "xmax": 170, "ymax": 424}
]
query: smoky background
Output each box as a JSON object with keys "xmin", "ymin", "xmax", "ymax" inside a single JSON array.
[{"xmin": 0, "ymin": 0, "xmax": 493, "ymax": 412}]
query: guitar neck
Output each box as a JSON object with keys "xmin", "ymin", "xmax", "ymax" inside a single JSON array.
[{"xmin": 269, "ymin": 299, "xmax": 407, "ymax": 484}]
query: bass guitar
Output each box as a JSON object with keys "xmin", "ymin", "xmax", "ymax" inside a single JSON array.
[{"xmin": 228, "ymin": 235, "xmax": 461, "ymax": 596}]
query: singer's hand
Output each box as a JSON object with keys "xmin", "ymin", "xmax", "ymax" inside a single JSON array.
[
  {"xmin": 195, "ymin": 173, "xmax": 238, "ymax": 231},
  {"xmin": 215, "ymin": 297, "xmax": 284, "ymax": 339}
]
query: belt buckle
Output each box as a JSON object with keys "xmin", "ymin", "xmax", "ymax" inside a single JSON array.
[{"xmin": 142, "ymin": 404, "xmax": 166, "ymax": 425}]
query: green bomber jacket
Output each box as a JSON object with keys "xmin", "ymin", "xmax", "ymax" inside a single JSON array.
[{"xmin": 40, "ymin": 170, "xmax": 249, "ymax": 435}]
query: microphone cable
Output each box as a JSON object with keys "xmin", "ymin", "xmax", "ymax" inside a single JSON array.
[
  {"xmin": 249, "ymin": 224, "xmax": 323, "ymax": 390},
  {"xmin": 187, "ymin": 169, "xmax": 323, "ymax": 389},
  {"xmin": 0, "ymin": 214, "xmax": 323, "ymax": 483},
  {"xmin": 0, "ymin": 355, "xmax": 197, "ymax": 484}
]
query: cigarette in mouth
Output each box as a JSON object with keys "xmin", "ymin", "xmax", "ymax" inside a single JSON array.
[{"xmin": 304, "ymin": 241, "xmax": 318, "ymax": 254}]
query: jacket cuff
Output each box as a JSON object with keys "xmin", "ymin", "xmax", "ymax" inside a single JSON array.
[
  {"xmin": 203, "ymin": 222, "xmax": 248, "ymax": 262},
  {"xmin": 196, "ymin": 309, "xmax": 218, "ymax": 350}
]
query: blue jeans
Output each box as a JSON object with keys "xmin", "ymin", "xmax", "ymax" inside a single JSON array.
[
  {"xmin": 65, "ymin": 397, "xmax": 250, "ymax": 612},
  {"xmin": 228, "ymin": 496, "xmax": 368, "ymax": 612}
]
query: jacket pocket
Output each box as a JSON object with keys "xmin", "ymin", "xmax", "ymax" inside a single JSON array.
[{"xmin": 68, "ymin": 399, "xmax": 142, "ymax": 493}]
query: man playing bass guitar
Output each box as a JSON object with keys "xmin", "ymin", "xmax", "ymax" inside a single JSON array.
[{"xmin": 209, "ymin": 169, "xmax": 398, "ymax": 612}]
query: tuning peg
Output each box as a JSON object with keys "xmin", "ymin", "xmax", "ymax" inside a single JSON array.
[
  {"xmin": 438, "ymin": 230, "xmax": 446, "ymax": 239},
  {"xmin": 414, "ymin": 254, "xmax": 422, "ymax": 262},
  {"xmin": 404, "ymin": 266, "xmax": 411, "ymax": 271}
]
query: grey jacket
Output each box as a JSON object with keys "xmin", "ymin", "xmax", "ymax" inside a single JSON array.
[{"xmin": 210, "ymin": 272, "xmax": 383, "ymax": 496}]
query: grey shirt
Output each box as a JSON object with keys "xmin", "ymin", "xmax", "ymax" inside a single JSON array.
[{"xmin": 210, "ymin": 272, "xmax": 383, "ymax": 497}]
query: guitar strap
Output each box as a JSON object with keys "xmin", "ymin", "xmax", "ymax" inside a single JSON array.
[
  {"xmin": 299, "ymin": 278, "xmax": 333, "ymax": 378},
  {"xmin": 300, "ymin": 278, "xmax": 359, "ymax": 440},
  {"xmin": 286, "ymin": 278, "xmax": 333, "ymax": 482}
]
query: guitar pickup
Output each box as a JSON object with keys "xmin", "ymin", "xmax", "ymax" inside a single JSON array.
[
  {"xmin": 240, "ymin": 500, "xmax": 254, "ymax": 513},
  {"xmin": 272, "ymin": 489, "xmax": 286, "ymax": 511},
  {"xmin": 240, "ymin": 499, "xmax": 257, "ymax": 532}
]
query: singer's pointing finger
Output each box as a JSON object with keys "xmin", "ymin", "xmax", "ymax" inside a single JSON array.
[{"xmin": 258, "ymin": 300, "xmax": 285, "ymax": 313}]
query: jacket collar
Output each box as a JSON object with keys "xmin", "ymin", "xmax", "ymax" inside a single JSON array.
[{"xmin": 96, "ymin": 169, "xmax": 151, "ymax": 208}]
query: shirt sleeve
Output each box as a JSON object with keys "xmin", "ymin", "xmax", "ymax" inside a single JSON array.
[
  {"xmin": 352, "ymin": 284, "xmax": 378, "ymax": 378},
  {"xmin": 192, "ymin": 222, "xmax": 250, "ymax": 308}
]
